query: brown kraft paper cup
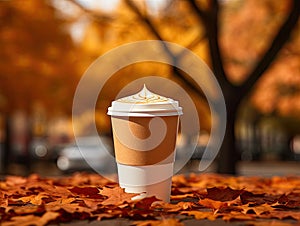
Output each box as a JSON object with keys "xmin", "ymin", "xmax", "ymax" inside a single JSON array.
[
  {"xmin": 107, "ymin": 85, "xmax": 182, "ymax": 202},
  {"xmin": 111, "ymin": 115, "xmax": 179, "ymax": 166}
]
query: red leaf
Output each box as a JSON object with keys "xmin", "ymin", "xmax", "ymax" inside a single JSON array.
[
  {"xmin": 134, "ymin": 196, "xmax": 160, "ymax": 210},
  {"xmin": 69, "ymin": 186, "xmax": 102, "ymax": 199},
  {"xmin": 240, "ymin": 191, "xmax": 280, "ymax": 205},
  {"xmin": 205, "ymin": 187, "xmax": 244, "ymax": 202}
]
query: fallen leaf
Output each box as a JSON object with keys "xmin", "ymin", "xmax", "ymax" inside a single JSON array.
[
  {"xmin": 266, "ymin": 210, "xmax": 300, "ymax": 221},
  {"xmin": 278, "ymin": 192, "xmax": 300, "ymax": 209},
  {"xmin": 222, "ymin": 211, "xmax": 255, "ymax": 221},
  {"xmin": 240, "ymin": 191, "xmax": 280, "ymax": 205},
  {"xmin": 69, "ymin": 186, "xmax": 103, "ymax": 199},
  {"xmin": 133, "ymin": 218, "xmax": 184, "ymax": 226},
  {"xmin": 153, "ymin": 201, "xmax": 196, "ymax": 213},
  {"xmin": 45, "ymin": 197, "xmax": 91, "ymax": 213},
  {"xmin": 2, "ymin": 173, "xmax": 300, "ymax": 225},
  {"xmin": 205, "ymin": 187, "xmax": 244, "ymax": 202},
  {"xmin": 245, "ymin": 220, "xmax": 297, "ymax": 226},
  {"xmin": 241, "ymin": 203, "xmax": 275, "ymax": 215},
  {"xmin": 94, "ymin": 213, "xmax": 115, "ymax": 221},
  {"xmin": 6, "ymin": 205, "xmax": 45, "ymax": 215},
  {"xmin": 181, "ymin": 210, "xmax": 219, "ymax": 220},
  {"xmin": 199, "ymin": 198, "xmax": 228, "ymax": 210},
  {"xmin": 170, "ymin": 193, "xmax": 195, "ymax": 200},
  {"xmin": 133, "ymin": 196, "xmax": 160, "ymax": 210},
  {"xmin": 14, "ymin": 193, "xmax": 49, "ymax": 205},
  {"xmin": 100, "ymin": 186, "xmax": 137, "ymax": 206},
  {"xmin": 81, "ymin": 198, "xmax": 102, "ymax": 210},
  {"xmin": 2, "ymin": 211, "xmax": 59, "ymax": 226}
]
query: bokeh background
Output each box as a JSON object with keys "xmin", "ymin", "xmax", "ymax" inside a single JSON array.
[{"xmin": 0, "ymin": 0, "xmax": 299, "ymax": 176}]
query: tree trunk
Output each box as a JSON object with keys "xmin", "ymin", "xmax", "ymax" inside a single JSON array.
[
  {"xmin": 217, "ymin": 111, "xmax": 237, "ymax": 174},
  {"xmin": 217, "ymin": 93, "xmax": 240, "ymax": 174},
  {"xmin": 3, "ymin": 116, "xmax": 10, "ymax": 174}
]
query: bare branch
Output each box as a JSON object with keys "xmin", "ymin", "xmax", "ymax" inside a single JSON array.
[
  {"xmin": 124, "ymin": 0, "xmax": 164, "ymax": 40},
  {"xmin": 67, "ymin": 0, "xmax": 113, "ymax": 23},
  {"xmin": 125, "ymin": 0, "xmax": 205, "ymax": 98},
  {"xmin": 176, "ymin": 32, "xmax": 207, "ymax": 59},
  {"xmin": 188, "ymin": 0, "xmax": 233, "ymax": 93},
  {"xmin": 239, "ymin": 0, "xmax": 300, "ymax": 96},
  {"xmin": 187, "ymin": 0, "xmax": 210, "ymax": 23},
  {"xmin": 126, "ymin": 0, "xmax": 206, "ymax": 61}
]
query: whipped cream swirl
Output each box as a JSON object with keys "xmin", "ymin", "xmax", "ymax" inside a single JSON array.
[
  {"xmin": 117, "ymin": 85, "xmax": 169, "ymax": 104},
  {"xmin": 108, "ymin": 85, "xmax": 182, "ymax": 117}
]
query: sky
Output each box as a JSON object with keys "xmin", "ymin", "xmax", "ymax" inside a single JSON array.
[{"xmin": 51, "ymin": 0, "xmax": 170, "ymax": 43}]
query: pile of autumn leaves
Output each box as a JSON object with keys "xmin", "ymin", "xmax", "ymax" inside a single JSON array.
[{"xmin": 1, "ymin": 173, "xmax": 300, "ymax": 226}]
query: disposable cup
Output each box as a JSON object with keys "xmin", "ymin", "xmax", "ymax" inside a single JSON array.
[
  {"xmin": 111, "ymin": 115, "xmax": 179, "ymax": 165},
  {"xmin": 107, "ymin": 85, "xmax": 182, "ymax": 202}
]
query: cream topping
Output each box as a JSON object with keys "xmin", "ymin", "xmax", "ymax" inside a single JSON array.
[
  {"xmin": 117, "ymin": 85, "xmax": 169, "ymax": 104},
  {"xmin": 107, "ymin": 85, "xmax": 182, "ymax": 117}
]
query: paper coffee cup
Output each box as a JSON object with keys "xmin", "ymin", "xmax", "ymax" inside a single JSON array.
[
  {"xmin": 108, "ymin": 85, "xmax": 182, "ymax": 202},
  {"xmin": 111, "ymin": 115, "xmax": 178, "ymax": 165}
]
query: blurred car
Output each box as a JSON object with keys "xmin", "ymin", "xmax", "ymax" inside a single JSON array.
[
  {"xmin": 29, "ymin": 137, "xmax": 50, "ymax": 160},
  {"xmin": 56, "ymin": 136, "xmax": 116, "ymax": 173}
]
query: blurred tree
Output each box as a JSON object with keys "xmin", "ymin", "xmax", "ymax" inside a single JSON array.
[
  {"xmin": 68, "ymin": 0, "xmax": 300, "ymax": 174},
  {"xmin": 194, "ymin": 0, "xmax": 300, "ymax": 173},
  {"xmin": 0, "ymin": 0, "xmax": 83, "ymax": 169},
  {"xmin": 0, "ymin": 0, "xmax": 299, "ymax": 174},
  {"xmin": 0, "ymin": 0, "xmax": 81, "ymax": 116}
]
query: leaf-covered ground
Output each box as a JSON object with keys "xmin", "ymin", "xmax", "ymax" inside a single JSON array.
[{"xmin": 1, "ymin": 173, "xmax": 300, "ymax": 226}]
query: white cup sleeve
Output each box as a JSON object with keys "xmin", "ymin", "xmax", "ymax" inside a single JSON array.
[{"xmin": 117, "ymin": 162, "xmax": 173, "ymax": 186}]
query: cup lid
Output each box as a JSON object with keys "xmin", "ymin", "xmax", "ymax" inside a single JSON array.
[{"xmin": 107, "ymin": 85, "xmax": 183, "ymax": 117}]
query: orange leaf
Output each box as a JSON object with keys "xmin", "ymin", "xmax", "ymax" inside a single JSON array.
[
  {"xmin": 153, "ymin": 201, "xmax": 196, "ymax": 213},
  {"xmin": 170, "ymin": 193, "xmax": 194, "ymax": 200},
  {"xmin": 245, "ymin": 220, "xmax": 296, "ymax": 226},
  {"xmin": 181, "ymin": 210, "xmax": 219, "ymax": 220},
  {"xmin": 93, "ymin": 213, "xmax": 116, "ymax": 221},
  {"xmin": 15, "ymin": 193, "xmax": 49, "ymax": 205},
  {"xmin": 133, "ymin": 218, "xmax": 184, "ymax": 226},
  {"xmin": 2, "ymin": 212, "xmax": 59, "ymax": 226},
  {"xmin": 199, "ymin": 198, "xmax": 228, "ymax": 210},
  {"xmin": 241, "ymin": 203, "xmax": 275, "ymax": 215},
  {"xmin": 45, "ymin": 198, "xmax": 91, "ymax": 213},
  {"xmin": 266, "ymin": 210, "xmax": 300, "ymax": 221},
  {"xmin": 100, "ymin": 186, "xmax": 137, "ymax": 206},
  {"xmin": 222, "ymin": 211, "xmax": 254, "ymax": 221},
  {"xmin": 2, "ymin": 172, "xmax": 300, "ymax": 225}
]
